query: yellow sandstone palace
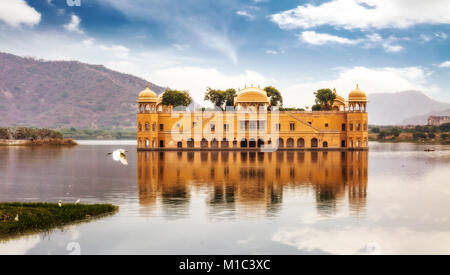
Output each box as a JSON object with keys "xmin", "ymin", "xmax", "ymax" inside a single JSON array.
[{"xmin": 136, "ymin": 85, "xmax": 368, "ymax": 151}]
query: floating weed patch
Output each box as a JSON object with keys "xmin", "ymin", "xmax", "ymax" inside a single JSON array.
[{"xmin": 0, "ymin": 203, "xmax": 118, "ymax": 239}]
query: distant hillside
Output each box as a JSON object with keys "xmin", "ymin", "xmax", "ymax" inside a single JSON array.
[
  {"xmin": 2, "ymin": 52, "xmax": 450, "ymax": 128},
  {"xmin": 401, "ymin": 108, "xmax": 450, "ymax": 125},
  {"xmin": 0, "ymin": 52, "xmax": 164, "ymax": 129},
  {"xmin": 368, "ymin": 91, "xmax": 450, "ymax": 125}
]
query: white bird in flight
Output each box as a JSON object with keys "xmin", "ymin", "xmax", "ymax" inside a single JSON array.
[
  {"xmin": 108, "ymin": 149, "xmax": 128, "ymax": 165},
  {"xmin": 75, "ymin": 199, "xmax": 80, "ymax": 205}
]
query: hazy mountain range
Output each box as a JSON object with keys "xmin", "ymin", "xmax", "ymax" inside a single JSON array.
[
  {"xmin": 368, "ymin": 91, "xmax": 450, "ymax": 125},
  {"xmin": 0, "ymin": 52, "xmax": 449, "ymax": 128},
  {"xmin": 0, "ymin": 52, "xmax": 164, "ymax": 129}
]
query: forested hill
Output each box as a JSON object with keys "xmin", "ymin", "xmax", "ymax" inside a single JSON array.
[{"xmin": 0, "ymin": 52, "xmax": 164, "ymax": 129}]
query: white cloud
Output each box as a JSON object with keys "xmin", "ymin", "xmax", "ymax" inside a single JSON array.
[
  {"xmin": 271, "ymin": 0, "xmax": 450, "ymax": 30},
  {"xmin": 236, "ymin": 11, "xmax": 255, "ymax": 20},
  {"xmin": 382, "ymin": 42, "xmax": 403, "ymax": 52},
  {"xmin": 82, "ymin": 38, "xmax": 95, "ymax": 46},
  {"xmin": 366, "ymin": 33, "xmax": 383, "ymax": 43},
  {"xmin": 299, "ymin": 31, "xmax": 361, "ymax": 45},
  {"xmin": 172, "ymin": 44, "xmax": 190, "ymax": 51},
  {"xmin": 191, "ymin": 27, "xmax": 238, "ymax": 65},
  {"xmin": 420, "ymin": 34, "xmax": 433, "ymax": 43},
  {"xmin": 0, "ymin": 0, "xmax": 41, "ymax": 27},
  {"xmin": 99, "ymin": 45, "xmax": 130, "ymax": 59},
  {"xmin": 282, "ymin": 66, "xmax": 438, "ymax": 108},
  {"xmin": 438, "ymin": 61, "xmax": 450, "ymax": 68},
  {"xmin": 299, "ymin": 31, "xmax": 404, "ymax": 53},
  {"xmin": 64, "ymin": 14, "xmax": 84, "ymax": 34},
  {"xmin": 265, "ymin": 50, "xmax": 278, "ymax": 55},
  {"xmin": 435, "ymin": 32, "xmax": 448, "ymax": 40},
  {"xmin": 96, "ymin": 0, "xmax": 239, "ymax": 64},
  {"xmin": 150, "ymin": 67, "xmax": 274, "ymax": 106}
]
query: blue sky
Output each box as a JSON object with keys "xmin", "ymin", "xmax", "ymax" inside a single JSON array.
[{"xmin": 0, "ymin": 0, "xmax": 450, "ymax": 106}]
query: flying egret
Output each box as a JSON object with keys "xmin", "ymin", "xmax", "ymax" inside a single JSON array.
[
  {"xmin": 108, "ymin": 149, "xmax": 129, "ymax": 165},
  {"xmin": 75, "ymin": 199, "xmax": 80, "ymax": 205},
  {"xmin": 58, "ymin": 200, "xmax": 63, "ymax": 208}
]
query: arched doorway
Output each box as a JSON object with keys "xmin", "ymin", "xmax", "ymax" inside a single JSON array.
[
  {"xmin": 257, "ymin": 139, "xmax": 264, "ymax": 148},
  {"xmin": 278, "ymin": 138, "xmax": 284, "ymax": 148},
  {"xmin": 286, "ymin": 138, "xmax": 294, "ymax": 148},
  {"xmin": 177, "ymin": 141, "xmax": 183, "ymax": 148},
  {"xmin": 211, "ymin": 138, "xmax": 219, "ymax": 149},
  {"xmin": 240, "ymin": 138, "xmax": 248, "ymax": 148},
  {"xmin": 201, "ymin": 138, "xmax": 208, "ymax": 149},
  {"xmin": 187, "ymin": 139, "xmax": 194, "ymax": 148},
  {"xmin": 221, "ymin": 138, "xmax": 229, "ymax": 148},
  {"xmin": 297, "ymin": 138, "xmax": 305, "ymax": 148},
  {"xmin": 311, "ymin": 138, "xmax": 318, "ymax": 148},
  {"xmin": 323, "ymin": 141, "xmax": 328, "ymax": 148},
  {"xmin": 249, "ymin": 138, "xmax": 256, "ymax": 148}
]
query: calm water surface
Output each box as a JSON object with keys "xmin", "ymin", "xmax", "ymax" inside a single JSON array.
[{"xmin": 1, "ymin": 141, "xmax": 450, "ymax": 255}]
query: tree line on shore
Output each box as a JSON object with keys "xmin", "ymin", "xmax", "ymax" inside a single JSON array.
[
  {"xmin": 370, "ymin": 123, "xmax": 450, "ymax": 144},
  {"xmin": 0, "ymin": 127, "xmax": 63, "ymax": 140}
]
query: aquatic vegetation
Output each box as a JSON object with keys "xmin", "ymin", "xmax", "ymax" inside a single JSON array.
[
  {"xmin": 0, "ymin": 127, "xmax": 77, "ymax": 146},
  {"xmin": 0, "ymin": 203, "xmax": 118, "ymax": 239}
]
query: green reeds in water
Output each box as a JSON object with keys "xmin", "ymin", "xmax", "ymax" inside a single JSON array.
[{"xmin": 0, "ymin": 203, "xmax": 118, "ymax": 239}]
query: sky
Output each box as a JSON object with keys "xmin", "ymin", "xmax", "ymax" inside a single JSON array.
[{"xmin": 0, "ymin": 0, "xmax": 450, "ymax": 107}]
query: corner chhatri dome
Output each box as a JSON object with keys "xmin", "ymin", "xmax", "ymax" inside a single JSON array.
[
  {"xmin": 234, "ymin": 86, "xmax": 270, "ymax": 105},
  {"xmin": 348, "ymin": 84, "xmax": 367, "ymax": 102},
  {"xmin": 138, "ymin": 85, "xmax": 157, "ymax": 102}
]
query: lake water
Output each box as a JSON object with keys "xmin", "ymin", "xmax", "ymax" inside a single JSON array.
[{"xmin": 1, "ymin": 141, "xmax": 450, "ymax": 255}]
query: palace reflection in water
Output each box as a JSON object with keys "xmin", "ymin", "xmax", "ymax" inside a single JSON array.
[{"xmin": 137, "ymin": 151, "xmax": 368, "ymax": 218}]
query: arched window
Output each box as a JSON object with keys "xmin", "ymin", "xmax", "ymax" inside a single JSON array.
[
  {"xmin": 278, "ymin": 138, "xmax": 284, "ymax": 148},
  {"xmin": 356, "ymin": 139, "xmax": 361, "ymax": 148},
  {"xmin": 240, "ymin": 138, "xmax": 248, "ymax": 148},
  {"xmin": 311, "ymin": 138, "xmax": 318, "ymax": 148},
  {"xmin": 297, "ymin": 138, "xmax": 305, "ymax": 148},
  {"xmin": 145, "ymin": 139, "xmax": 150, "ymax": 148},
  {"xmin": 323, "ymin": 141, "xmax": 328, "ymax": 148},
  {"xmin": 138, "ymin": 123, "xmax": 142, "ymax": 132},
  {"xmin": 145, "ymin": 123, "xmax": 149, "ymax": 131},
  {"xmin": 201, "ymin": 138, "xmax": 209, "ymax": 148},
  {"xmin": 177, "ymin": 142, "xmax": 183, "ymax": 148},
  {"xmin": 249, "ymin": 138, "xmax": 256, "ymax": 148},
  {"xmin": 286, "ymin": 138, "xmax": 294, "ymax": 148},
  {"xmin": 257, "ymin": 139, "xmax": 264, "ymax": 148}
]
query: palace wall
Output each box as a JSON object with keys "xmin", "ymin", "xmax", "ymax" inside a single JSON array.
[{"xmin": 136, "ymin": 110, "xmax": 368, "ymax": 150}]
